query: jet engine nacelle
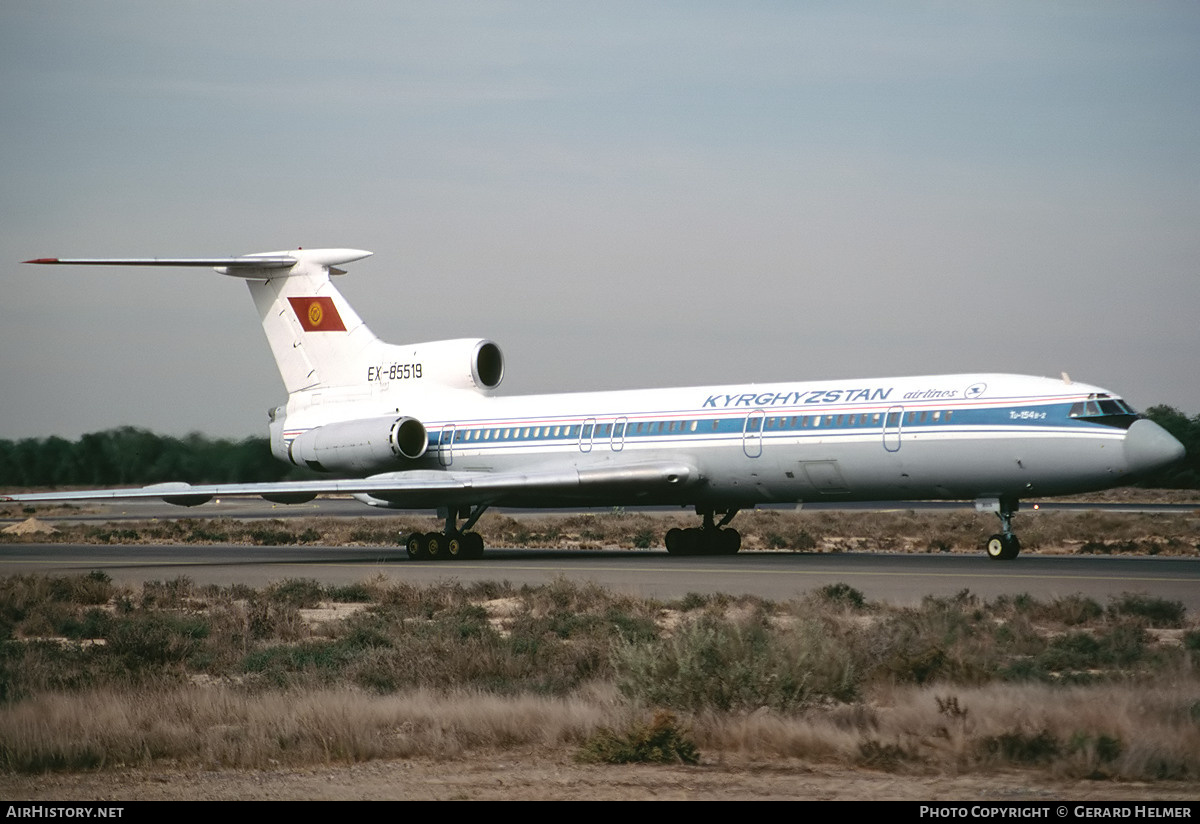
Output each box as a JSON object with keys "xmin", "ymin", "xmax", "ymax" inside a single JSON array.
[
  {"xmin": 288, "ymin": 416, "xmax": 428, "ymax": 474},
  {"xmin": 399, "ymin": 338, "xmax": 504, "ymax": 393}
]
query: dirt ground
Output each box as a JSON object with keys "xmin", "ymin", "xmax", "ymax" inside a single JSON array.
[{"xmin": 5, "ymin": 751, "xmax": 1200, "ymax": 801}]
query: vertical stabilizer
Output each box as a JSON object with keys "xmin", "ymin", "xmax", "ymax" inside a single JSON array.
[{"xmin": 237, "ymin": 249, "xmax": 377, "ymax": 394}]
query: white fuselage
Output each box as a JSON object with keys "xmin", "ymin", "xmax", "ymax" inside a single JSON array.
[{"xmin": 277, "ymin": 371, "xmax": 1154, "ymax": 509}]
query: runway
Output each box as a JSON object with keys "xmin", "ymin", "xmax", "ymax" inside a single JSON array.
[
  {"xmin": 11, "ymin": 496, "xmax": 1198, "ymax": 523},
  {"xmin": 3, "ymin": 543, "xmax": 1198, "ymax": 609}
]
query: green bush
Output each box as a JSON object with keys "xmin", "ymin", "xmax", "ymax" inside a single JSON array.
[
  {"xmin": 979, "ymin": 728, "xmax": 1059, "ymax": 765},
  {"xmin": 1107, "ymin": 594, "xmax": 1186, "ymax": 628},
  {"xmin": 817, "ymin": 582, "xmax": 866, "ymax": 609},
  {"xmin": 578, "ymin": 711, "xmax": 700, "ymax": 765},
  {"xmin": 613, "ymin": 613, "xmax": 858, "ymax": 711}
]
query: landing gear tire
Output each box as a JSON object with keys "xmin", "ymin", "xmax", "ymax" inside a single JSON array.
[
  {"xmin": 446, "ymin": 533, "xmax": 465, "ymax": 559},
  {"xmin": 986, "ymin": 533, "xmax": 1020, "ymax": 560},
  {"xmin": 405, "ymin": 533, "xmax": 427, "ymax": 560},
  {"xmin": 664, "ymin": 526, "xmax": 740, "ymax": 556},
  {"xmin": 464, "ymin": 531, "xmax": 485, "ymax": 559},
  {"xmin": 718, "ymin": 528, "xmax": 741, "ymax": 555},
  {"xmin": 424, "ymin": 531, "xmax": 445, "ymax": 560}
]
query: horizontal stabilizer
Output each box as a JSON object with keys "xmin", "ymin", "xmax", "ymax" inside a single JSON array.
[
  {"xmin": 24, "ymin": 256, "xmax": 298, "ymax": 268},
  {"xmin": 23, "ymin": 249, "xmax": 372, "ymax": 277}
]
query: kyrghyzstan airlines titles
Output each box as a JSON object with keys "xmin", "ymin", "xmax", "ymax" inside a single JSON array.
[
  {"xmin": 701, "ymin": 384, "xmax": 987, "ymax": 409},
  {"xmin": 703, "ymin": 387, "xmax": 894, "ymax": 408}
]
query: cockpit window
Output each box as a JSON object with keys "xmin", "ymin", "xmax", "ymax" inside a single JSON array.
[{"xmin": 1069, "ymin": 393, "xmax": 1138, "ymax": 429}]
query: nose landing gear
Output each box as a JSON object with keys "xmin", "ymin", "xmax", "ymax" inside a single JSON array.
[{"xmin": 980, "ymin": 497, "xmax": 1021, "ymax": 560}]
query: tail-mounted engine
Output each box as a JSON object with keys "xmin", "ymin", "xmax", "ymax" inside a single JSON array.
[
  {"xmin": 393, "ymin": 338, "xmax": 504, "ymax": 393},
  {"xmin": 288, "ymin": 415, "xmax": 428, "ymax": 474}
]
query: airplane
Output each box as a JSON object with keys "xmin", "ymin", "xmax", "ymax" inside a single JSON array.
[{"xmin": 3, "ymin": 248, "xmax": 1186, "ymax": 561}]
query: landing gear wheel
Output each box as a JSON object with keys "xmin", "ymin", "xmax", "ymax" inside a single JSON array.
[
  {"xmin": 986, "ymin": 533, "xmax": 1020, "ymax": 560},
  {"xmin": 665, "ymin": 527, "xmax": 684, "ymax": 555},
  {"xmin": 405, "ymin": 533, "xmax": 427, "ymax": 560},
  {"xmin": 718, "ymin": 528, "xmax": 741, "ymax": 555},
  {"xmin": 446, "ymin": 533, "xmax": 465, "ymax": 559},
  {"xmin": 464, "ymin": 531, "xmax": 485, "ymax": 559},
  {"xmin": 424, "ymin": 531, "xmax": 445, "ymax": 560}
]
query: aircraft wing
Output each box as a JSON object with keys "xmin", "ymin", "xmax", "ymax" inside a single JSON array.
[{"xmin": 0, "ymin": 461, "xmax": 699, "ymax": 509}]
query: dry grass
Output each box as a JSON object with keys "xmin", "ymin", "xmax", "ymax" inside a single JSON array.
[
  {"xmin": 0, "ymin": 686, "xmax": 613, "ymax": 771},
  {"xmin": 2, "ymin": 574, "xmax": 1198, "ymax": 779},
  {"xmin": 699, "ymin": 680, "xmax": 1200, "ymax": 779}
]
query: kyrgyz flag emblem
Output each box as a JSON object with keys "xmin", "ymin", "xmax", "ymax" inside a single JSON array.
[{"xmin": 288, "ymin": 296, "xmax": 346, "ymax": 332}]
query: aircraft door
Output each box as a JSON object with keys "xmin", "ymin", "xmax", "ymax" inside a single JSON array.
[
  {"xmin": 439, "ymin": 424, "xmax": 456, "ymax": 467},
  {"xmin": 883, "ymin": 405, "xmax": 904, "ymax": 453},
  {"xmin": 579, "ymin": 418, "xmax": 595, "ymax": 453},
  {"xmin": 610, "ymin": 417, "xmax": 627, "ymax": 452},
  {"xmin": 743, "ymin": 409, "xmax": 764, "ymax": 458}
]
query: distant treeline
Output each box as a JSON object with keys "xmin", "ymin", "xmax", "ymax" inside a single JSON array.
[
  {"xmin": 1142, "ymin": 405, "xmax": 1200, "ymax": 489},
  {"xmin": 0, "ymin": 427, "xmax": 299, "ymax": 488},
  {"xmin": 0, "ymin": 407, "xmax": 1197, "ymax": 490}
]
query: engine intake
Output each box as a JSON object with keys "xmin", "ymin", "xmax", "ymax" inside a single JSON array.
[{"xmin": 399, "ymin": 338, "xmax": 503, "ymax": 392}]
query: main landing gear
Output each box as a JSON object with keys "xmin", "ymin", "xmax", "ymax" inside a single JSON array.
[
  {"xmin": 984, "ymin": 497, "xmax": 1021, "ymax": 561},
  {"xmin": 404, "ymin": 504, "xmax": 488, "ymax": 561},
  {"xmin": 665, "ymin": 507, "xmax": 742, "ymax": 556}
]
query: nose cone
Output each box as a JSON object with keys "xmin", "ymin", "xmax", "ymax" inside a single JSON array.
[{"xmin": 1123, "ymin": 419, "xmax": 1186, "ymax": 476}]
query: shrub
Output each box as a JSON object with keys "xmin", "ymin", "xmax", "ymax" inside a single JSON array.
[
  {"xmin": 578, "ymin": 711, "xmax": 699, "ymax": 765},
  {"xmin": 267, "ymin": 579, "xmax": 325, "ymax": 609},
  {"xmin": 613, "ymin": 613, "xmax": 858, "ymax": 711},
  {"xmin": 1107, "ymin": 594, "xmax": 1186, "ymax": 628},
  {"xmin": 978, "ymin": 728, "xmax": 1059, "ymax": 765},
  {"xmin": 816, "ymin": 582, "xmax": 866, "ymax": 609}
]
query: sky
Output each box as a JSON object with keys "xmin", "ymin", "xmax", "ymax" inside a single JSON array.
[{"xmin": 2, "ymin": 2, "xmax": 1198, "ymax": 441}]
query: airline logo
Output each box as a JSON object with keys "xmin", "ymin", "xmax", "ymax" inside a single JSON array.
[{"xmin": 288, "ymin": 296, "xmax": 346, "ymax": 332}]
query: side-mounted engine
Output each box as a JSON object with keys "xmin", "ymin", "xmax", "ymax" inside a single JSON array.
[{"xmin": 286, "ymin": 415, "xmax": 428, "ymax": 474}]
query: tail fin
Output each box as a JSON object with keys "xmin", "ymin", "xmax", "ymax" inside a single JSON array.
[
  {"xmin": 25, "ymin": 248, "xmax": 503, "ymax": 398},
  {"xmin": 233, "ymin": 249, "xmax": 377, "ymax": 394},
  {"xmin": 27, "ymin": 248, "xmax": 377, "ymax": 395}
]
